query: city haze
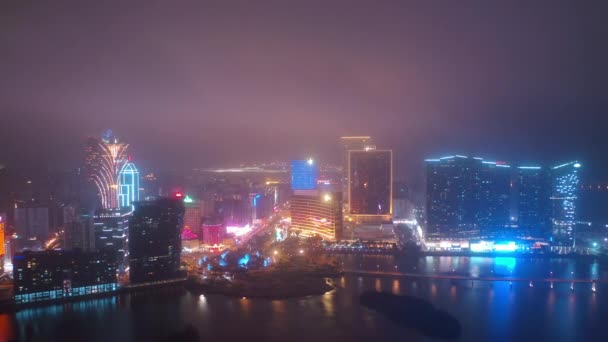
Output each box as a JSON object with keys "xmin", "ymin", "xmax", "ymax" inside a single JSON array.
[{"xmin": 1, "ymin": 0, "xmax": 606, "ymax": 181}]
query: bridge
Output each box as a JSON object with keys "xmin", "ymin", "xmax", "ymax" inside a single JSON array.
[{"xmin": 343, "ymin": 269, "xmax": 607, "ymax": 284}]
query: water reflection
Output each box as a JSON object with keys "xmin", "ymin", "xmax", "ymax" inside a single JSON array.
[
  {"xmin": 494, "ymin": 257, "xmax": 516, "ymax": 275},
  {"xmin": 0, "ymin": 314, "xmax": 15, "ymax": 341},
  {"xmin": 392, "ymin": 280, "xmax": 400, "ymax": 295}
]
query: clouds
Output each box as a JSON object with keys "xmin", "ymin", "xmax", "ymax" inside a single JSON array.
[{"xmin": 0, "ymin": 0, "xmax": 606, "ymax": 179}]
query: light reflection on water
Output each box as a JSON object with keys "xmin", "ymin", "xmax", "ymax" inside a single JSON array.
[
  {"xmin": 5, "ymin": 255, "xmax": 608, "ymax": 341},
  {"xmin": 392, "ymin": 279, "xmax": 400, "ymax": 295}
]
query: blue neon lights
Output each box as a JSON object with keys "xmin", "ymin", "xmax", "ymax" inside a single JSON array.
[
  {"xmin": 238, "ymin": 253, "xmax": 250, "ymax": 268},
  {"xmin": 118, "ymin": 162, "xmax": 140, "ymax": 208},
  {"xmin": 290, "ymin": 159, "xmax": 318, "ymax": 190},
  {"xmin": 493, "ymin": 241, "xmax": 517, "ymax": 252},
  {"xmin": 253, "ymin": 194, "xmax": 261, "ymax": 207},
  {"xmin": 552, "ymin": 161, "xmax": 579, "ymax": 170}
]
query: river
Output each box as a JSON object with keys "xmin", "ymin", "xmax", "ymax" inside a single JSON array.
[{"xmin": 2, "ymin": 255, "xmax": 608, "ymax": 341}]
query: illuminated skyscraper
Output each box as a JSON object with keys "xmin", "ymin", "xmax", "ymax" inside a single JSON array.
[
  {"xmin": 348, "ymin": 149, "xmax": 392, "ymax": 217},
  {"xmin": 425, "ymin": 156, "xmax": 481, "ymax": 237},
  {"xmin": 290, "ymin": 159, "xmax": 318, "ymax": 190},
  {"xmin": 94, "ymin": 208, "xmax": 132, "ymax": 265},
  {"xmin": 478, "ymin": 161, "xmax": 512, "ymax": 234},
  {"xmin": 290, "ymin": 190, "xmax": 342, "ymax": 240},
  {"xmin": 118, "ymin": 162, "xmax": 140, "ymax": 208},
  {"xmin": 85, "ymin": 130, "xmax": 129, "ymax": 209},
  {"xmin": 425, "ymin": 156, "xmax": 513, "ymax": 237},
  {"xmin": 551, "ymin": 161, "xmax": 581, "ymax": 247}
]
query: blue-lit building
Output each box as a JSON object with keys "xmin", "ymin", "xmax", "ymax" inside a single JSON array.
[
  {"xmin": 479, "ymin": 161, "xmax": 512, "ymax": 235},
  {"xmin": 291, "ymin": 159, "xmax": 318, "ymax": 190},
  {"xmin": 118, "ymin": 162, "xmax": 140, "ymax": 208},
  {"xmin": 425, "ymin": 156, "xmax": 513, "ymax": 238},
  {"xmin": 551, "ymin": 161, "xmax": 581, "ymax": 248},
  {"xmin": 516, "ymin": 166, "xmax": 552, "ymax": 237},
  {"xmin": 425, "ymin": 156, "xmax": 483, "ymax": 237},
  {"xmin": 128, "ymin": 197, "xmax": 184, "ymax": 284},
  {"xmin": 13, "ymin": 250, "xmax": 117, "ymax": 304}
]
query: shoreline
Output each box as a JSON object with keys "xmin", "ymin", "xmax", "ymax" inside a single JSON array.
[
  {"xmin": 0, "ymin": 278, "xmax": 187, "ymax": 314},
  {"xmin": 186, "ymin": 271, "xmax": 338, "ymax": 299}
]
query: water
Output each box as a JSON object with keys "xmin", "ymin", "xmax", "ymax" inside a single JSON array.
[{"xmin": 3, "ymin": 256, "xmax": 608, "ymax": 341}]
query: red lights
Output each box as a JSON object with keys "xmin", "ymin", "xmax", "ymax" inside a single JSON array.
[{"xmin": 175, "ymin": 192, "xmax": 183, "ymax": 198}]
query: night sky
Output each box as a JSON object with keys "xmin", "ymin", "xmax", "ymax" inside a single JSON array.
[{"xmin": 1, "ymin": 0, "xmax": 607, "ymax": 182}]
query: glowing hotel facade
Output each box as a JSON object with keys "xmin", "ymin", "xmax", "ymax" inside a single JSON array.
[
  {"xmin": 85, "ymin": 131, "xmax": 129, "ymax": 209},
  {"xmin": 290, "ymin": 190, "xmax": 343, "ymax": 240}
]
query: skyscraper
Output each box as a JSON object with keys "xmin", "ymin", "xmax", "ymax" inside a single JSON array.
[
  {"xmin": 425, "ymin": 156, "xmax": 482, "ymax": 237},
  {"xmin": 425, "ymin": 156, "xmax": 515, "ymax": 237},
  {"xmin": 84, "ymin": 130, "xmax": 129, "ymax": 209},
  {"xmin": 290, "ymin": 190, "xmax": 343, "ymax": 240},
  {"xmin": 516, "ymin": 166, "xmax": 551, "ymax": 237},
  {"xmin": 551, "ymin": 161, "xmax": 581, "ymax": 247},
  {"xmin": 128, "ymin": 197, "xmax": 184, "ymax": 284},
  {"xmin": 478, "ymin": 161, "xmax": 512, "ymax": 234},
  {"xmin": 290, "ymin": 159, "xmax": 318, "ymax": 190},
  {"xmin": 340, "ymin": 136, "xmax": 372, "ymax": 204},
  {"xmin": 118, "ymin": 162, "xmax": 140, "ymax": 208},
  {"xmin": 348, "ymin": 149, "xmax": 392, "ymax": 217},
  {"xmin": 93, "ymin": 208, "xmax": 132, "ymax": 265}
]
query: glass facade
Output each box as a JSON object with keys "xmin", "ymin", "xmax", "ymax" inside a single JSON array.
[
  {"xmin": 516, "ymin": 166, "xmax": 552, "ymax": 237},
  {"xmin": 425, "ymin": 156, "xmax": 513, "ymax": 238},
  {"xmin": 128, "ymin": 198, "xmax": 184, "ymax": 284},
  {"xmin": 290, "ymin": 159, "xmax": 318, "ymax": 190},
  {"xmin": 348, "ymin": 150, "xmax": 392, "ymax": 216},
  {"xmin": 118, "ymin": 162, "xmax": 140, "ymax": 208}
]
